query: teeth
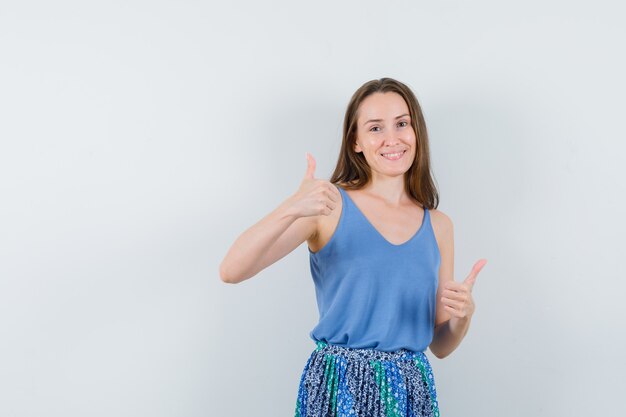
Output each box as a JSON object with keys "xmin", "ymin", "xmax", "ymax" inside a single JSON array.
[{"xmin": 382, "ymin": 151, "xmax": 404, "ymax": 157}]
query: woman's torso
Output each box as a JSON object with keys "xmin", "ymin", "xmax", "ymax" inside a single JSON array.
[{"xmin": 305, "ymin": 182, "xmax": 443, "ymax": 352}]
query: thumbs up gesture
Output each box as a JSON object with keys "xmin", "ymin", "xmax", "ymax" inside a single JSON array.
[
  {"xmin": 441, "ymin": 259, "xmax": 487, "ymax": 320},
  {"xmin": 288, "ymin": 152, "xmax": 341, "ymax": 218}
]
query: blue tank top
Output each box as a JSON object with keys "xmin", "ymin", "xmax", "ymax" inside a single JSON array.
[{"xmin": 307, "ymin": 185, "xmax": 441, "ymax": 352}]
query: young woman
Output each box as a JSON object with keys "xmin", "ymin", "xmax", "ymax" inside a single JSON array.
[{"xmin": 220, "ymin": 77, "xmax": 487, "ymax": 416}]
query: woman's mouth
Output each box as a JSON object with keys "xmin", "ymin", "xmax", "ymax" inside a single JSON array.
[{"xmin": 380, "ymin": 150, "xmax": 406, "ymax": 161}]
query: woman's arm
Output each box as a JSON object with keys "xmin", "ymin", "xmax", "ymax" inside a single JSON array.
[
  {"xmin": 428, "ymin": 211, "xmax": 457, "ymax": 358},
  {"xmin": 428, "ymin": 211, "xmax": 472, "ymax": 359},
  {"xmin": 219, "ymin": 196, "xmax": 317, "ymax": 284},
  {"xmin": 428, "ymin": 211, "xmax": 485, "ymax": 358},
  {"xmin": 219, "ymin": 153, "xmax": 339, "ymax": 284},
  {"xmin": 430, "ymin": 315, "xmax": 472, "ymax": 360}
]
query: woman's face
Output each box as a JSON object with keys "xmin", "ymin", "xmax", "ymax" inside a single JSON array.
[{"xmin": 354, "ymin": 91, "xmax": 416, "ymax": 180}]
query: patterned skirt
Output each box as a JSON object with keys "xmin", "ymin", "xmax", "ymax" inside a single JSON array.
[{"xmin": 294, "ymin": 340, "xmax": 440, "ymax": 417}]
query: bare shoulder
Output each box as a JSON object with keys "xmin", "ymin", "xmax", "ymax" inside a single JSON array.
[
  {"xmin": 428, "ymin": 208, "xmax": 454, "ymax": 247},
  {"xmin": 429, "ymin": 208, "xmax": 453, "ymax": 228},
  {"xmin": 307, "ymin": 182, "xmax": 344, "ymax": 253}
]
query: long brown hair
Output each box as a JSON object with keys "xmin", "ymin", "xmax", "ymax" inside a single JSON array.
[{"xmin": 329, "ymin": 77, "xmax": 439, "ymax": 209}]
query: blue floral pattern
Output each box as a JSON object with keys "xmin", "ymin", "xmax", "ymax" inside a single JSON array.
[{"xmin": 295, "ymin": 341, "xmax": 440, "ymax": 417}]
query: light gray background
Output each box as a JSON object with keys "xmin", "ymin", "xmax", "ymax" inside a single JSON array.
[{"xmin": 1, "ymin": 1, "xmax": 624, "ymax": 416}]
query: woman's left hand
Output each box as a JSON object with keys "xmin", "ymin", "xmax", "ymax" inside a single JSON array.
[{"xmin": 441, "ymin": 259, "xmax": 487, "ymax": 320}]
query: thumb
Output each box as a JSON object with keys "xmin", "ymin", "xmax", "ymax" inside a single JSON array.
[
  {"xmin": 464, "ymin": 258, "xmax": 487, "ymax": 289},
  {"xmin": 304, "ymin": 152, "xmax": 316, "ymax": 179},
  {"xmin": 464, "ymin": 274, "xmax": 477, "ymax": 289}
]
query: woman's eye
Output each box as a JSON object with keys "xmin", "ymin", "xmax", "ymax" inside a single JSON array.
[{"xmin": 370, "ymin": 121, "xmax": 408, "ymax": 132}]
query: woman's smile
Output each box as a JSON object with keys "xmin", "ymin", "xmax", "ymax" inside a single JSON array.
[{"xmin": 380, "ymin": 149, "xmax": 407, "ymax": 161}]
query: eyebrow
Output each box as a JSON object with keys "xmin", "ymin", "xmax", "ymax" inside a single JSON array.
[{"xmin": 363, "ymin": 113, "xmax": 410, "ymax": 126}]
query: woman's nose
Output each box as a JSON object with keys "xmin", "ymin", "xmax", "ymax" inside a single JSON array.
[{"xmin": 382, "ymin": 135, "xmax": 400, "ymax": 146}]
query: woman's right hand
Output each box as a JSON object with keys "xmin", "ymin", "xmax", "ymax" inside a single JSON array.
[{"xmin": 288, "ymin": 152, "xmax": 341, "ymax": 218}]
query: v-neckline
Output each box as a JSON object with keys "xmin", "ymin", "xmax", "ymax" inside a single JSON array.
[{"xmin": 341, "ymin": 187, "xmax": 427, "ymax": 247}]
